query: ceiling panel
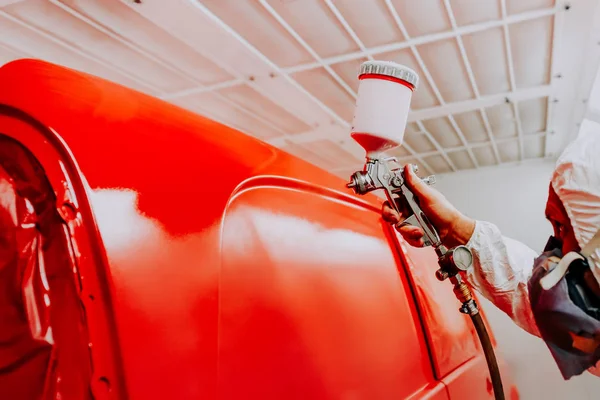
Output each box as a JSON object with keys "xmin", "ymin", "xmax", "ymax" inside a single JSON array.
[
  {"xmin": 509, "ymin": 15, "xmax": 553, "ymax": 89},
  {"xmin": 58, "ymin": 0, "xmax": 234, "ymax": 86},
  {"xmin": 329, "ymin": 57, "xmax": 368, "ymax": 94},
  {"xmin": 281, "ymin": 142, "xmax": 333, "ymax": 169},
  {"xmin": 218, "ymin": 84, "xmax": 312, "ymax": 134},
  {"xmin": 449, "ymin": 0, "xmax": 500, "ymax": 26},
  {"xmin": 113, "ymin": 0, "xmax": 274, "ymax": 79},
  {"xmin": 473, "ymin": 145, "xmax": 497, "ymax": 166},
  {"xmin": 423, "ymin": 154, "xmax": 453, "ymax": 174},
  {"xmin": 405, "ymin": 122, "xmax": 421, "ymax": 135},
  {"xmin": 291, "ymin": 67, "xmax": 356, "ymax": 122},
  {"xmin": 506, "ymin": 0, "xmax": 556, "ymax": 16},
  {"xmin": 421, "ymin": 117, "xmax": 462, "ymax": 147},
  {"xmin": 453, "ymin": 110, "xmax": 489, "ymax": 143},
  {"xmin": 200, "ymin": 0, "xmax": 313, "ymax": 68},
  {"xmin": 518, "ymin": 97, "xmax": 548, "ymax": 134},
  {"xmin": 5, "ymin": 0, "xmax": 195, "ymax": 93},
  {"xmin": 264, "ymin": 0, "xmax": 359, "ymax": 58},
  {"xmin": 0, "ymin": 10, "xmax": 155, "ymax": 94},
  {"xmin": 0, "ymin": 42, "xmax": 28, "ymax": 65},
  {"xmin": 331, "ymin": 0, "xmax": 403, "ymax": 47},
  {"xmin": 497, "ymin": 139, "xmax": 520, "ymax": 163},
  {"xmin": 405, "ymin": 132, "xmax": 435, "ymax": 153},
  {"xmin": 304, "ymin": 139, "xmax": 363, "ymax": 167},
  {"xmin": 388, "ymin": 145, "xmax": 412, "ymax": 158},
  {"xmin": 486, "ymin": 102, "xmax": 518, "ymax": 139},
  {"xmin": 417, "ymin": 38, "xmax": 475, "ymax": 103},
  {"xmin": 172, "ymin": 92, "xmax": 284, "ymax": 140},
  {"xmin": 0, "ymin": 0, "xmax": 595, "ymax": 178},
  {"xmin": 448, "ymin": 150, "xmax": 476, "ymax": 170},
  {"xmin": 523, "ymin": 135, "xmax": 545, "ymax": 159},
  {"xmin": 462, "ymin": 27, "xmax": 511, "ymax": 96},
  {"xmin": 390, "ymin": 0, "xmax": 451, "ymax": 37}
]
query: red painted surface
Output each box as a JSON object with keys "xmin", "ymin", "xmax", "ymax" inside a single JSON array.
[{"xmin": 0, "ymin": 59, "xmax": 517, "ymax": 399}]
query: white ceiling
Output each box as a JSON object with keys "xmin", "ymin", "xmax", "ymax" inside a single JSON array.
[{"xmin": 1, "ymin": 0, "xmax": 600, "ymax": 179}]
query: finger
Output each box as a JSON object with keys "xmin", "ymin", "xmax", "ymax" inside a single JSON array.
[
  {"xmin": 382, "ymin": 201, "xmax": 401, "ymax": 224},
  {"xmin": 398, "ymin": 225, "xmax": 425, "ymax": 247},
  {"xmin": 404, "ymin": 164, "xmax": 439, "ymax": 200},
  {"xmin": 405, "ymin": 236, "xmax": 425, "ymax": 247},
  {"xmin": 398, "ymin": 224, "xmax": 424, "ymax": 240},
  {"xmin": 383, "ymin": 199, "xmax": 411, "ymax": 220}
]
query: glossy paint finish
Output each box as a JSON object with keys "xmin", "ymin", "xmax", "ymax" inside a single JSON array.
[
  {"xmin": 220, "ymin": 182, "xmax": 433, "ymax": 399},
  {"xmin": 0, "ymin": 112, "xmax": 124, "ymax": 399},
  {"xmin": 0, "ymin": 59, "xmax": 516, "ymax": 399}
]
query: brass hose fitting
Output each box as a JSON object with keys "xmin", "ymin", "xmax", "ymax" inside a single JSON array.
[{"xmin": 453, "ymin": 281, "xmax": 473, "ymax": 304}]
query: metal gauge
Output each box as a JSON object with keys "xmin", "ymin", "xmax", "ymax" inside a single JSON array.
[{"xmin": 450, "ymin": 245, "xmax": 473, "ymax": 272}]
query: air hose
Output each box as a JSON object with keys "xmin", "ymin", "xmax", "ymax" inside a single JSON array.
[
  {"xmin": 471, "ymin": 310, "xmax": 505, "ymax": 400},
  {"xmin": 449, "ymin": 277, "xmax": 505, "ymax": 400}
]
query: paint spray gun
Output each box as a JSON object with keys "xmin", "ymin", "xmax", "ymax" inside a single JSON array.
[{"xmin": 345, "ymin": 61, "xmax": 505, "ymax": 400}]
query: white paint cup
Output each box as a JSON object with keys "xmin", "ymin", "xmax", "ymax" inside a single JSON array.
[{"xmin": 351, "ymin": 61, "xmax": 419, "ymax": 158}]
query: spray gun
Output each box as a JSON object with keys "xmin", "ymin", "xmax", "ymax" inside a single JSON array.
[{"xmin": 345, "ymin": 61, "xmax": 504, "ymax": 400}]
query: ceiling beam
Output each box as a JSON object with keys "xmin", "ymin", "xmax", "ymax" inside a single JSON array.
[
  {"xmin": 408, "ymin": 85, "xmax": 551, "ymax": 122},
  {"xmin": 415, "ymin": 120, "xmax": 458, "ymax": 171},
  {"xmin": 187, "ymin": 0, "xmax": 350, "ymax": 128},
  {"xmin": 284, "ymin": 7, "xmax": 557, "ymax": 74},
  {"xmin": 267, "ymin": 85, "xmax": 551, "ymax": 147},
  {"xmin": 332, "ymin": 132, "xmax": 547, "ymax": 173},
  {"xmin": 258, "ymin": 0, "xmax": 357, "ymax": 99},
  {"xmin": 47, "ymin": 0, "xmax": 290, "ymax": 136},
  {"xmin": 116, "ymin": 0, "xmax": 336, "ymax": 130},
  {"xmin": 384, "ymin": 0, "xmax": 458, "ymax": 172},
  {"xmin": 443, "ymin": 0, "xmax": 498, "ymax": 166},
  {"xmin": 0, "ymin": 9, "xmax": 162, "ymax": 95},
  {"xmin": 160, "ymin": 78, "xmax": 245, "ymax": 100},
  {"xmin": 544, "ymin": 2, "xmax": 562, "ymax": 156},
  {"xmin": 499, "ymin": 0, "xmax": 525, "ymax": 162}
]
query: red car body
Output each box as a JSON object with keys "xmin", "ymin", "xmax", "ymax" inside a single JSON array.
[{"xmin": 0, "ymin": 59, "xmax": 517, "ymax": 400}]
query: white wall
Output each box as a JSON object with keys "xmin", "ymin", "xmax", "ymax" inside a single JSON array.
[
  {"xmin": 434, "ymin": 159, "xmax": 554, "ymax": 251},
  {"xmin": 433, "ymin": 159, "xmax": 600, "ymax": 399}
]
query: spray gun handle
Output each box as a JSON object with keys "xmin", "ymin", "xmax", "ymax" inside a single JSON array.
[
  {"xmin": 390, "ymin": 184, "xmax": 442, "ymax": 248},
  {"xmin": 347, "ymin": 159, "xmax": 442, "ymax": 248},
  {"xmin": 376, "ymin": 163, "xmax": 440, "ymax": 248}
]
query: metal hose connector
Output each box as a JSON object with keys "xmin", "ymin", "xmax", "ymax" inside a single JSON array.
[{"xmin": 453, "ymin": 281, "xmax": 473, "ymax": 304}]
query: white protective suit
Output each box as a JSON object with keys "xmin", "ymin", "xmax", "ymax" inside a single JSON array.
[{"xmin": 464, "ymin": 125, "xmax": 600, "ymax": 374}]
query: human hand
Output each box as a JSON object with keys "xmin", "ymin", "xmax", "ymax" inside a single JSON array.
[{"xmin": 381, "ymin": 165, "xmax": 475, "ymax": 248}]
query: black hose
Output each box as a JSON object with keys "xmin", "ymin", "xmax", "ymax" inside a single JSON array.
[{"xmin": 471, "ymin": 312, "xmax": 505, "ymax": 400}]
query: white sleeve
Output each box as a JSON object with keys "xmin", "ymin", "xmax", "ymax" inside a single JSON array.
[{"xmin": 465, "ymin": 220, "xmax": 541, "ymax": 337}]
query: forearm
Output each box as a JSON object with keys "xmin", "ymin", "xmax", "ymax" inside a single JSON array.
[{"xmin": 464, "ymin": 220, "xmax": 541, "ymax": 337}]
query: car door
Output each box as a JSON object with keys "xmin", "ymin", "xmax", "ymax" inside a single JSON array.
[
  {"xmin": 393, "ymin": 233, "xmax": 502, "ymax": 399},
  {"xmin": 218, "ymin": 179, "xmax": 449, "ymax": 400}
]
